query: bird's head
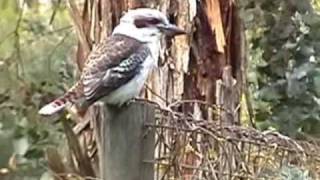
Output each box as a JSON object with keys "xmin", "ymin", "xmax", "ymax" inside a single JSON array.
[{"xmin": 112, "ymin": 8, "xmax": 186, "ymax": 43}]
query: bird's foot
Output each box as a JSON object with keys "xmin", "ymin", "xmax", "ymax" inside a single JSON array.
[
  {"xmin": 123, "ymin": 97, "xmax": 146, "ymax": 107},
  {"xmin": 132, "ymin": 97, "xmax": 147, "ymax": 103}
]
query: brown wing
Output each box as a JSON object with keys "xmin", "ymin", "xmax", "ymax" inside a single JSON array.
[{"xmin": 80, "ymin": 34, "xmax": 150, "ymax": 104}]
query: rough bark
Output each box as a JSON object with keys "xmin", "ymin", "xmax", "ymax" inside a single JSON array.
[
  {"xmin": 64, "ymin": 0, "xmax": 244, "ymax": 179},
  {"xmin": 69, "ymin": 0, "xmax": 243, "ymax": 114}
]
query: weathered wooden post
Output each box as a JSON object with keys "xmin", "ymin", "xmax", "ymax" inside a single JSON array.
[
  {"xmin": 216, "ymin": 66, "xmax": 239, "ymax": 179},
  {"xmin": 99, "ymin": 102, "xmax": 155, "ymax": 180}
]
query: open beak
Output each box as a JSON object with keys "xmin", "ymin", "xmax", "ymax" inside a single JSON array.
[{"xmin": 158, "ymin": 24, "xmax": 186, "ymax": 36}]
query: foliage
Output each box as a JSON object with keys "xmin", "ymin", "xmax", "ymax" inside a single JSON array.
[
  {"xmin": 0, "ymin": 0, "xmax": 76, "ymax": 179},
  {"xmin": 241, "ymin": 0, "xmax": 320, "ymax": 138},
  {"xmin": 279, "ymin": 166, "xmax": 312, "ymax": 180}
]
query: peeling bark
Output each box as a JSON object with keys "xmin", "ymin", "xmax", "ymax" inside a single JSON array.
[{"xmin": 66, "ymin": 0, "xmax": 245, "ymax": 178}]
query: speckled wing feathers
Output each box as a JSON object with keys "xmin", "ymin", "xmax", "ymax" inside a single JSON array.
[
  {"xmin": 81, "ymin": 34, "xmax": 150, "ymax": 104},
  {"xmin": 38, "ymin": 34, "xmax": 152, "ymax": 115}
]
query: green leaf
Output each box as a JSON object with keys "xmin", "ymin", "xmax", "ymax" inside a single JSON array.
[
  {"xmin": 13, "ymin": 137, "xmax": 29, "ymax": 156},
  {"xmin": 258, "ymin": 85, "xmax": 282, "ymax": 101},
  {"xmin": 313, "ymin": 76, "xmax": 320, "ymax": 96}
]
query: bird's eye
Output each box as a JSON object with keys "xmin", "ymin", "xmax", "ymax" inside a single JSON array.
[
  {"xmin": 134, "ymin": 17, "xmax": 162, "ymax": 28},
  {"xmin": 147, "ymin": 18, "xmax": 162, "ymax": 25}
]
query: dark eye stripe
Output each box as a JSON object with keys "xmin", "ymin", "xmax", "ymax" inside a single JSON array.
[{"xmin": 134, "ymin": 17, "xmax": 162, "ymax": 28}]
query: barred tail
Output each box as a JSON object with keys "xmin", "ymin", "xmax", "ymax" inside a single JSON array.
[{"xmin": 38, "ymin": 82, "xmax": 83, "ymax": 116}]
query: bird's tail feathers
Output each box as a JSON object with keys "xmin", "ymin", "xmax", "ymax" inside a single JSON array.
[{"xmin": 39, "ymin": 82, "xmax": 83, "ymax": 116}]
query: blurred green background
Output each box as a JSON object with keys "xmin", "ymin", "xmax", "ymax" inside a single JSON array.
[{"xmin": 0, "ymin": 0, "xmax": 75, "ymax": 179}]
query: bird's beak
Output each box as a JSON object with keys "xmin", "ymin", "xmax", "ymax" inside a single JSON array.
[{"xmin": 158, "ymin": 24, "xmax": 186, "ymax": 36}]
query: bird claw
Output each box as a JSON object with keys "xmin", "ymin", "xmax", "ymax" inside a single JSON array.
[
  {"xmin": 133, "ymin": 97, "xmax": 147, "ymax": 103},
  {"xmin": 124, "ymin": 98, "xmax": 146, "ymax": 106}
]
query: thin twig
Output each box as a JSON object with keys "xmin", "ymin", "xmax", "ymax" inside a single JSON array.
[
  {"xmin": 49, "ymin": 0, "xmax": 62, "ymax": 25},
  {"xmin": 14, "ymin": 0, "xmax": 26, "ymax": 79},
  {"xmin": 144, "ymin": 83, "xmax": 168, "ymax": 104},
  {"xmin": 0, "ymin": 31, "xmax": 14, "ymax": 47},
  {"xmin": 47, "ymin": 30, "xmax": 72, "ymax": 73}
]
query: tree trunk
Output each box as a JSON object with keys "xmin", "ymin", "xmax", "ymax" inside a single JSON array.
[{"xmin": 66, "ymin": 0, "xmax": 244, "ymax": 179}]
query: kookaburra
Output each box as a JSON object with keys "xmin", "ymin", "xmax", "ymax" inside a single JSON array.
[{"xmin": 39, "ymin": 8, "xmax": 186, "ymax": 115}]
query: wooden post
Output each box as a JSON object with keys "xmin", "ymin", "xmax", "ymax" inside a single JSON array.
[
  {"xmin": 216, "ymin": 66, "xmax": 239, "ymax": 180},
  {"xmin": 99, "ymin": 102, "xmax": 155, "ymax": 180}
]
